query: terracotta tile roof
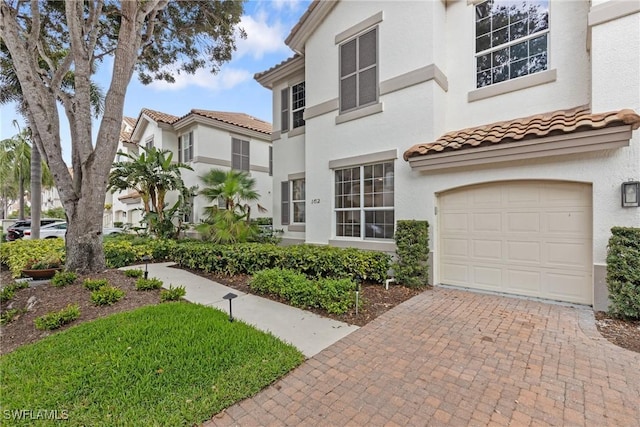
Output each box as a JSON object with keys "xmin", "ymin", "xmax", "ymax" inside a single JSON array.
[
  {"xmin": 119, "ymin": 130, "xmax": 132, "ymax": 143},
  {"xmin": 254, "ymin": 54, "xmax": 301, "ymax": 81},
  {"xmin": 141, "ymin": 108, "xmax": 180, "ymax": 124},
  {"xmin": 188, "ymin": 109, "xmax": 272, "ymax": 135},
  {"xmin": 117, "ymin": 191, "xmax": 141, "ymax": 201},
  {"xmin": 403, "ymin": 106, "xmax": 640, "ymax": 160},
  {"xmin": 123, "ymin": 116, "xmax": 137, "ymax": 128},
  {"xmin": 284, "ymin": 1, "xmax": 320, "ymax": 46}
]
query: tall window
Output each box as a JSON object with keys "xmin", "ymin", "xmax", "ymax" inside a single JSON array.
[
  {"xmin": 280, "ymin": 82, "xmax": 305, "ymax": 132},
  {"xmin": 269, "ymin": 146, "xmax": 273, "ymax": 176},
  {"xmin": 475, "ymin": 0, "xmax": 549, "ymax": 88},
  {"xmin": 231, "ymin": 138, "xmax": 250, "ymax": 171},
  {"xmin": 292, "ymin": 179, "xmax": 305, "ymax": 223},
  {"xmin": 145, "ymin": 136, "xmax": 154, "ymax": 149},
  {"xmin": 291, "ymin": 82, "xmax": 305, "ymax": 128},
  {"xmin": 178, "ymin": 132, "xmax": 193, "ymax": 162},
  {"xmin": 335, "ymin": 162, "xmax": 394, "ymax": 239},
  {"xmin": 340, "ymin": 28, "xmax": 377, "ymax": 113}
]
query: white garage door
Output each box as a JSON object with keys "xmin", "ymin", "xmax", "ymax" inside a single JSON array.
[{"xmin": 438, "ymin": 181, "xmax": 592, "ymax": 304}]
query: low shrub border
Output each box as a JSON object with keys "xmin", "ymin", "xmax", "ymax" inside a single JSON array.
[
  {"xmin": 34, "ymin": 304, "xmax": 81, "ymax": 330},
  {"xmin": 607, "ymin": 227, "xmax": 640, "ymax": 319}
]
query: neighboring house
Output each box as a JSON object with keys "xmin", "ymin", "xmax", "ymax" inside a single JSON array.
[
  {"xmin": 255, "ymin": 0, "xmax": 640, "ymax": 309},
  {"xmin": 110, "ymin": 108, "xmax": 273, "ymax": 228}
]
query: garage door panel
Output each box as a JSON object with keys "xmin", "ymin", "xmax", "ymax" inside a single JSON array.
[
  {"xmin": 546, "ymin": 211, "xmax": 590, "ymax": 234},
  {"xmin": 439, "ymin": 181, "xmax": 592, "ymax": 304},
  {"xmin": 507, "ymin": 212, "xmax": 541, "ymax": 232},
  {"xmin": 473, "ymin": 240, "xmax": 502, "ymax": 260},
  {"xmin": 442, "ymin": 213, "xmax": 468, "ymax": 232},
  {"xmin": 441, "ymin": 263, "xmax": 469, "ymax": 283},
  {"xmin": 473, "ymin": 266, "xmax": 502, "ymax": 288},
  {"xmin": 506, "ymin": 269, "xmax": 542, "ymax": 294},
  {"xmin": 506, "ymin": 241, "xmax": 541, "ymax": 263},
  {"xmin": 546, "ymin": 241, "xmax": 590, "ymax": 269},
  {"xmin": 442, "ymin": 238, "xmax": 469, "ymax": 257},
  {"xmin": 473, "ymin": 213, "xmax": 502, "ymax": 232},
  {"xmin": 543, "ymin": 272, "xmax": 591, "ymax": 304}
]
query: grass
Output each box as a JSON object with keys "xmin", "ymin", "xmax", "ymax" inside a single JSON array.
[{"xmin": 0, "ymin": 302, "xmax": 304, "ymax": 426}]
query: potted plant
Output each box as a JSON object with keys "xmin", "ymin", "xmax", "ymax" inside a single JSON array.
[{"xmin": 22, "ymin": 255, "xmax": 63, "ymax": 279}]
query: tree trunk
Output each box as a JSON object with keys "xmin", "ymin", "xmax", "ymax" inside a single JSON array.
[
  {"xmin": 65, "ymin": 170, "xmax": 107, "ymax": 273},
  {"xmin": 30, "ymin": 143, "xmax": 42, "ymax": 239}
]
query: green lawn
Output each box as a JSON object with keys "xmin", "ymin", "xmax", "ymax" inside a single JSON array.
[{"xmin": 0, "ymin": 302, "xmax": 304, "ymax": 426}]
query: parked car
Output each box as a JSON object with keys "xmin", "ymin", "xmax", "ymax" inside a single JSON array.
[
  {"xmin": 24, "ymin": 222, "xmax": 123, "ymax": 240},
  {"xmin": 6, "ymin": 218, "xmax": 61, "ymax": 241}
]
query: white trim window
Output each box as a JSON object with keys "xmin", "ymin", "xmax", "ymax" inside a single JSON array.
[
  {"xmin": 334, "ymin": 161, "xmax": 394, "ymax": 239},
  {"xmin": 231, "ymin": 137, "xmax": 250, "ymax": 171},
  {"xmin": 280, "ymin": 82, "xmax": 306, "ymax": 132},
  {"xmin": 475, "ymin": 0, "xmax": 549, "ymax": 88},
  {"xmin": 291, "ymin": 179, "xmax": 306, "ymax": 223},
  {"xmin": 340, "ymin": 27, "xmax": 378, "ymax": 113},
  {"xmin": 145, "ymin": 136, "xmax": 154, "ymax": 149},
  {"xmin": 178, "ymin": 131, "xmax": 193, "ymax": 163}
]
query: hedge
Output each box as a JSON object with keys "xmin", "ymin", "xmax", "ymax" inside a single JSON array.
[
  {"xmin": 169, "ymin": 242, "xmax": 390, "ymax": 282},
  {"xmin": 607, "ymin": 227, "xmax": 640, "ymax": 319},
  {"xmin": 0, "ymin": 239, "xmax": 65, "ymax": 277},
  {"xmin": 392, "ymin": 220, "xmax": 430, "ymax": 288}
]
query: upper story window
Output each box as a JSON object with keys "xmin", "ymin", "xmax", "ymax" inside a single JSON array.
[
  {"xmin": 475, "ymin": 0, "xmax": 549, "ymax": 88},
  {"xmin": 280, "ymin": 82, "xmax": 306, "ymax": 132},
  {"xmin": 340, "ymin": 27, "xmax": 378, "ymax": 113},
  {"xmin": 178, "ymin": 131, "xmax": 193, "ymax": 163},
  {"xmin": 145, "ymin": 136, "xmax": 154, "ymax": 149},
  {"xmin": 231, "ymin": 137, "xmax": 250, "ymax": 172}
]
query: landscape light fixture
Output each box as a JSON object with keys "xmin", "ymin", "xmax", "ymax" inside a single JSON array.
[
  {"xmin": 141, "ymin": 255, "xmax": 152, "ymax": 279},
  {"xmin": 223, "ymin": 293, "xmax": 238, "ymax": 322},
  {"xmin": 621, "ymin": 181, "xmax": 639, "ymax": 207}
]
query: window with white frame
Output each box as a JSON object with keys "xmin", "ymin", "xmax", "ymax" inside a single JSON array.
[
  {"xmin": 334, "ymin": 161, "xmax": 394, "ymax": 239},
  {"xmin": 475, "ymin": 0, "xmax": 549, "ymax": 88},
  {"xmin": 231, "ymin": 138, "xmax": 250, "ymax": 171},
  {"xmin": 291, "ymin": 179, "xmax": 305, "ymax": 223},
  {"xmin": 145, "ymin": 136, "xmax": 154, "ymax": 149},
  {"xmin": 340, "ymin": 27, "xmax": 378, "ymax": 113},
  {"xmin": 280, "ymin": 82, "xmax": 305, "ymax": 132},
  {"xmin": 178, "ymin": 131, "xmax": 193, "ymax": 163},
  {"xmin": 182, "ymin": 196, "xmax": 194, "ymax": 223},
  {"xmin": 280, "ymin": 179, "xmax": 305, "ymax": 225}
]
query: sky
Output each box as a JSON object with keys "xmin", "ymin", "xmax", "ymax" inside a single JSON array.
[{"xmin": 0, "ymin": 0, "xmax": 311, "ymax": 164}]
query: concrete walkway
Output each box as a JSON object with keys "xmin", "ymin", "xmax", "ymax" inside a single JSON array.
[
  {"xmin": 208, "ymin": 287, "xmax": 640, "ymax": 426},
  {"xmin": 122, "ymin": 262, "xmax": 358, "ymax": 358}
]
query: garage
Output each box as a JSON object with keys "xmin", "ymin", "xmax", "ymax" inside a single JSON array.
[{"xmin": 438, "ymin": 180, "xmax": 592, "ymax": 304}]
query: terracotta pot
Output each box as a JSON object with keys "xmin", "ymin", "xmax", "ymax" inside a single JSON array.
[{"xmin": 21, "ymin": 268, "xmax": 61, "ymax": 279}]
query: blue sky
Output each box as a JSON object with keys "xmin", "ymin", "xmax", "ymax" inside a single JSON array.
[{"xmin": 0, "ymin": 0, "xmax": 311, "ymax": 163}]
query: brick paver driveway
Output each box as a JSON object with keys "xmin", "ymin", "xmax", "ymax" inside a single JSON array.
[{"xmin": 208, "ymin": 287, "xmax": 640, "ymax": 426}]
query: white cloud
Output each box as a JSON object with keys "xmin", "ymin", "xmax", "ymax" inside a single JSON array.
[
  {"xmin": 270, "ymin": 0, "xmax": 305, "ymax": 12},
  {"xmin": 148, "ymin": 67, "xmax": 252, "ymax": 92},
  {"xmin": 235, "ymin": 13, "xmax": 290, "ymax": 60}
]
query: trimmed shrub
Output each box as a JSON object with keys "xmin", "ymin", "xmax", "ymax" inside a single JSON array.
[
  {"xmin": 83, "ymin": 278, "xmax": 109, "ymax": 291},
  {"xmin": 136, "ymin": 277, "xmax": 163, "ymax": 291},
  {"xmin": 607, "ymin": 227, "xmax": 640, "ymax": 319},
  {"xmin": 250, "ymin": 268, "xmax": 358, "ymax": 315},
  {"xmin": 91, "ymin": 286, "xmax": 125, "ymax": 306},
  {"xmin": 0, "ymin": 281, "xmax": 29, "ymax": 302},
  {"xmin": 392, "ymin": 220, "xmax": 430, "ymax": 288},
  {"xmin": 160, "ymin": 285, "xmax": 187, "ymax": 302},
  {"xmin": 51, "ymin": 271, "xmax": 78, "ymax": 287},
  {"xmin": 34, "ymin": 304, "xmax": 80, "ymax": 330},
  {"xmin": 0, "ymin": 239, "xmax": 65, "ymax": 277},
  {"xmin": 123, "ymin": 269, "xmax": 144, "ymax": 278},
  {"xmin": 1, "ymin": 308, "xmax": 24, "ymax": 325},
  {"xmin": 170, "ymin": 242, "xmax": 390, "ymax": 282}
]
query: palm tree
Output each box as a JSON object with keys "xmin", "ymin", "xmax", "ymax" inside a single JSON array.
[
  {"xmin": 197, "ymin": 169, "xmax": 267, "ymax": 243},
  {"xmin": 108, "ymin": 146, "xmax": 192, "ymax": 234},
  {"xmin": 199, "ymin": 169, "xmax": 266, "ymax": 223}
]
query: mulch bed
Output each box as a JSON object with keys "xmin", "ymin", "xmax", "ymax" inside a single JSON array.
[
  {"xmin": 175, "ymin": 266, "xmax": 425, "ymax": 327},
  {"xmin": 2, "ymin": 264, "xmax": 639, "ymax": 355},
  {"xmin": 0, "ymin": 266, "xmax": 161, "ymax": 355}
]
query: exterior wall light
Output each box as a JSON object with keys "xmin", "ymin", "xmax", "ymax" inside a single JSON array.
[{"xmin": 621, "ymin": 181, "xmax": 640, "ymax": 207}]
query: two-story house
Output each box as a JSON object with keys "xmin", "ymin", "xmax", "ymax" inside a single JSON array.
[
  {"xmin": 256, "ymin": 0, "xmax": 640, "ymax": 309},
  {"xmin": 110, "ymin": 108, "xmax": 273, "ymax": 228}
]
